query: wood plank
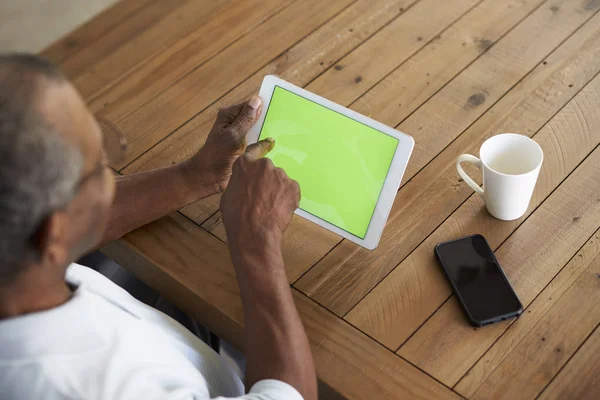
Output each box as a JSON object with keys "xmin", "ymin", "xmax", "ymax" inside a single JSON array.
[
  {"xmin": 40, "ymin": 0, "xmax": 156, "ymax": 64},
  {"xmin": 110, "ymin": 0, "xmax": 356, "ymax": 170},
  {"xmin": 293, "ymin": 291, "xmax": 460, "ymax": 400},
  {"xmin": 72, "ymin": 0, "xmax": 238, "ymax": 99},
  {"xmin": 295, "ymin": 0, "xmax": 600, "ymax": 316},
  {"xmin": 301, "ymin": 0, "xmax": 482, "ymax": 106},
  {"xmin": 538, "ymin": 325, "xmax": 600, "ymax": 400},
  {"xmin": 200, "ymin": 0, "xmax": 548, "ymax": 279},
  {"xmin": 397, "ymin": 143, "xmax": 600, "ymax": 386},
  {"xmin": 58, "ymin": 0, "xmax": 190, "ymax": 80},
  {"xmin": 87, "ymin": 0, "xmax": 293, "ymax": 120},
  {"xmin": 465, "ymin": 234, "xmax": 600, "ymax": 399},
  {"xmin": 121, "ymin": 0, "xmax": 422, "ymax": 281},
  {"xmin": 350, "ymin": 0, "xmax": 546, "ymax": 133},
  {"xmin": 101, "ymin": 213, "xmax": 459, "ymax": 400},
  {"xmin": 345, "ymin": 11, "xmax": 600, "ymax": 346},
  {"xmin": 454, "ymin": 230, "xmax": 600, "ymax": 397}
]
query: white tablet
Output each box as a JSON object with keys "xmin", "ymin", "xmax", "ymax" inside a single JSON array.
[{"xmin": 247, "ymin": 75, "xmax": 414, "ymax": 250}]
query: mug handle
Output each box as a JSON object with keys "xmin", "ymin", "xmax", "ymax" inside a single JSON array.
[{"xmin": 456, "ymin": 154, "xmax": 484, "ymax": 195}]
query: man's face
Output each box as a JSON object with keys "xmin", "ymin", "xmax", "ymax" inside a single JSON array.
[{"xmin": 38, "ymin": 79, "xmax": 116, "ymax": 262}]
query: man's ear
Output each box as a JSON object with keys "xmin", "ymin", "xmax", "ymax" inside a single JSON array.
[{"xmin": 31, "ymin": 211, "xmax": 70, "ymax": 267}]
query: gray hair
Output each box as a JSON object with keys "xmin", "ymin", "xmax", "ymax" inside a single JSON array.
[{"xmin": 0, "ymin": 53, "xmax": 83, "ymax": 284}]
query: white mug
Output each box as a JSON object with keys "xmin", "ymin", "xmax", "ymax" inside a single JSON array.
[{"xmin": 456, "ymin": 133, "xmax": 543, "ymax": 221}]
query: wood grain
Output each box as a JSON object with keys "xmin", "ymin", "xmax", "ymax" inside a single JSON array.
[
  {"xmin": 454, "ymin": 230, "xmax": 600, "ymax": 397},
  {"xmin": 397, "ymin": 143, "xmax": 600, "ymax": 386},
  {"xmin": 469, "ymin": 236, "xmax": 600, "ymax": 399},
  {"xmin": 345, "ymin": 12, "xmax": 600, "ymax": 347},
  {"xmin": 73, "ymin": 0, "xmax": 236, "ymax": 99},
  {"xmin": 538, "ymin": 325, "xmax": 600, "ymax": 400},
  {"xmin": 295, "ymin": 0, "xmax": 600, "ymax": 316},
  {"xmin": 110, "ymin": 0, "xmax": 355, "ymax": 169},
  {"xmin": 305, "ymin": 0, "xmax": 481, "ymax": 106},
  {"xmin": 350, "ymin": 0, "xmax": 545, "ymax": 130},
  {"xmin": 102, "ymin": 213, "xmax": 459, "ymax": 400},
  {"xmin": 294, "ymin": 291, "xmax": 460, "ymax": 400},
  {"xmin": 87, "ymin": 0, "xmax": 293, "ymax": 120},
  {"xmin": 40, "ymin": 0, "xmax": 156, "ymax": 65},
  {"xmin": 59, "ymin": 0, "xmax": 190, "ymax": 80},
  {"xmin": 202, "ymin": 0, "xmax": 549, "ymax": 277}
]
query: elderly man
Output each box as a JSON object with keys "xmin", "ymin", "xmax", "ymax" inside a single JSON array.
[{"xmin": 0, "ymin": 54, "xmax": 316, "ymax": 400}]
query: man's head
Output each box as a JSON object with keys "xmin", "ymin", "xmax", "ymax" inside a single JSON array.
[{"xmin": 0, "ymin": 54, "xmax": 115, "ymax": 288}]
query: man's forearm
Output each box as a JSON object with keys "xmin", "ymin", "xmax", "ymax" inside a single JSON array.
[
  {"xmin": 229, "ymin": 233, "xmax": 317, "ymax": 400},
  {"xmin": 100, "ymin": 161, "xmax": 218, "ymax": 247}
]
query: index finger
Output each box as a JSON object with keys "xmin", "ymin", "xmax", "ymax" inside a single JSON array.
[{"xmin": 244, "ymin": 137, "xmax": 275, "ymax": 160}]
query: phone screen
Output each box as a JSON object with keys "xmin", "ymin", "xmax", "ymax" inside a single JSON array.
[
  {"xmin": 435, "ymin": 235, "xmax": 522, "ymax": 324},
  {"xmin": 258, "ymin": 85, "xmax": 399, "ymax": 239}
]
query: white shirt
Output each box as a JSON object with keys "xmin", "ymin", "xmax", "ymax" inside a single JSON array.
[{"xmin": 0, "ymin": 263, "xmax": 302, "ymax": 400}]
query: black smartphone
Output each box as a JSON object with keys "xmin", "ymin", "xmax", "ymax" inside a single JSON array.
[{"xmin": 434, "ymin": 234, "xmax": 523, "ymax": 326}]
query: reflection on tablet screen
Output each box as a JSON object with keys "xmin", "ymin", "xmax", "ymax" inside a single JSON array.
[{"xmin": 258, "ymin": 86, "xmax": 399, "ymax": 239}]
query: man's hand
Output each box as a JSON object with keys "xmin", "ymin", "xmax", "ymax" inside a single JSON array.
[
  {"xmin": 221, "ymin": 138, "xmax": 300, "ymax": 249},
  {"xmin": 188, "ymin": 96, "xmax": 263, "ymax": 194},
  {"xmin": 220, "ymin": 140, "xmax": 316, "ymax": 400}
]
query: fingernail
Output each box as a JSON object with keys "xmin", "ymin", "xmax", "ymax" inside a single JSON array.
[
  {"xmin": 265, "ymin": 137, "xmax": 275, "ymax": 148},
  {"xmin": 249, "ymin": 96, "xmax": 261, "ymax": 110}
]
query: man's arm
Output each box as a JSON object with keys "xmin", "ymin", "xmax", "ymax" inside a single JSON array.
[
  {"xmin": 221, "ymin": 141, "xmax": 317, "ymax": 400},
  {"xmin": 98, "ymin": 97, "xmax": 262, "ymax": 247},
  {"xmin": 230, "ymin": 234, "xmax": 316, "ymax": 399},
  {"xmin": 100, "ymin": 162, "xmax": 218, "ymax": 246}
]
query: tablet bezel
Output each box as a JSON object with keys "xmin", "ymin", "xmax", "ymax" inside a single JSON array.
[{"xmin": 247, "ymin": 75, "xmax": 414, "ymax": 250}]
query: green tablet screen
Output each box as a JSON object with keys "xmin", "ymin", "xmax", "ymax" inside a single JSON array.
[{"xmin": 258, "ymin": 86, "xmax": 399, "ymax": 239}]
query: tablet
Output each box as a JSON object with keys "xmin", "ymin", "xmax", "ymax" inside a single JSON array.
[{"xmin": 247, "ymin": 75, "xmax": 414, "ymax": 250}]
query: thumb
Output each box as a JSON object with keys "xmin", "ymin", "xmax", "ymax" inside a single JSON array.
[
  {"xmin": 229, "ymin": 96, "xmax": 262, "ymax": 137},
  {"xmin": 244, "ymin": 138, "xmax": 275, "ymax": 160}
]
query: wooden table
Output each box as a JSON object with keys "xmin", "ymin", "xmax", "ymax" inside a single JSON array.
[{"xmin": 42, "ymin": 0, "xmax": 600, "ymax": 398}]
